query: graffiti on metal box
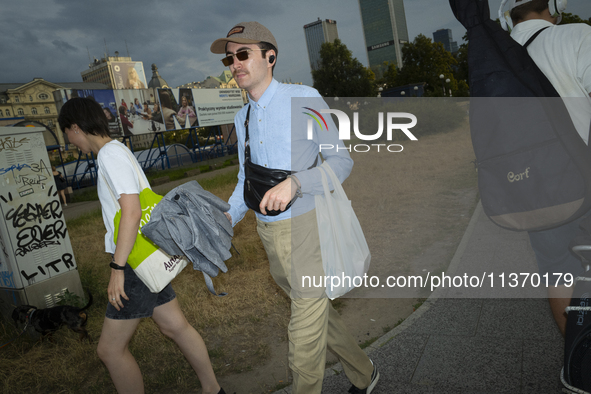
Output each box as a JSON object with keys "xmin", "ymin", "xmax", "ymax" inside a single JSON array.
[
  {"xmin": 0, "ymin": 136, "xmax": 30, "ymax": 153},
  {"xmin": 20, "ymin": 253, "xmax": 75, "ymax": 284}
]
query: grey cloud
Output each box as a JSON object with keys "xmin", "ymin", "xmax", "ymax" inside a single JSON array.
[{"xmin": 52, "ymin": 39, "xmax": 78, "ymax": 53}]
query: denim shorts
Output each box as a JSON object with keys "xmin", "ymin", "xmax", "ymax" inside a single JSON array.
[
  {"xmin": 105, "ymin": 262, "xmax": 176, "ymax": 320},
  {"xmin": 528, "ymin": 212, "xmax": 591, "ymax": 285}
]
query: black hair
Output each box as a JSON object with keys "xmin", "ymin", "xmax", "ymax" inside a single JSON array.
[
  {"xmin": 160, "ymin": 92, "xmax": 174, "ymax": 109},
  {"xmin": 258, "ymin": 41, "xmax": 277, "ymax": 74},
  {"xmin": 118, "ymin": 105, "xmax": 126, "ymax": 115},
  {"xmin": 58, "ymin": 97, "xmax": 110, "ymax": 138},
  {"xmin": 511, "ymin": 0, "xmax": 550, "ymax": 24}
]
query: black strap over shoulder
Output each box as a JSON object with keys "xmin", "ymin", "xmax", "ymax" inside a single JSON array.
[
  {"xmin": 243, "ymin": 104, "xmax": 318, "ymax": 169},
  {"xmin": 524, "ymin": 26, "xmax": 551, "ymax": 48}
]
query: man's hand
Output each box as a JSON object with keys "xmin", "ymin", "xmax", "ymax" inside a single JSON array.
[
  {"xmin": 224, "ymin": 212, "xmax": 232, "ymax": 225},
  {"xmin": 260, "ymin": 178, "xmax": 296, "ymax": 215}
]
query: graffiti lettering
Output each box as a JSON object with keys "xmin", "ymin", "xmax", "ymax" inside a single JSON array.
[
  {"xmin": 15, "ymin": 240, "xmax": 61, "ymax": 257},
  {"xmin": 20, "ymin": 174, "xmax": 48, "ymax": 187},
  {"xmin": 29, "ymin": 160, "xmax": 50, "ymax": 174},
  {"xmin": 0, "ymin": 163, "xmax": 31, "ymax": 176},
  {"xmin": 0, "ymin": 271, "xmax": 16, "ymax": 288},
  {"xmin": 20, "ymin": 253, "xmax": 75, "ymax": 285},
  {"xmin": 16, "ymin": 220, "xmax": 67, "ymax": 248},
  {"xmin": 0, "ymin": 136, "xmax": 30, "ymax": 152},
  {"xmin": 6, "ymin": 200, "xmax": 62, "ymax": 228},
  {"xmin": 0, "ymin": 160, "xmax": 49, "ymax": 178},
  {"xmin": 63, "ymin": 253, "xmax": 74, "ymax": 268}
]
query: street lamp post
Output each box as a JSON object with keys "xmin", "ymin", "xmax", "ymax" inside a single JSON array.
[
  {"xmin": 413, "ymin": 85, "xmax": 419, "ymax": 97},
  {"xmin": 378, "ymin": 87, "xmax": 383, "ymax": 98},
  {"xmin": 440, "ymin": 75, "xmax": 451, "ymax": 97}
]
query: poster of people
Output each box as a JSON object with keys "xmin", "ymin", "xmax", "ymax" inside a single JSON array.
[
  {"xmin": 113, "ymin": 89, "xmax": 161, "ymax": 135},
  {"xmin": 111, "ymin": 61, "xmax": 148, "ymax": 90},
  {"xmin": 54, "ymin": 89, "xmax": 122, "ymax": 138},
  {"xmin": 53, "ymin": 87, "xmax": 243, "ymax": 137},
  {"xmin": 156, "ymin": 88, "xmax": 244, "ymax": 130}
]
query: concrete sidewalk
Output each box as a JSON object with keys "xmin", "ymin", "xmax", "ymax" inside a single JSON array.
[
  {"xmin": 62, "ymin": 171, "xmax": 566, "ymax": 392},
  {"xmin": 279, "ymin": 202, "xmax": 566, "ymax": 393}
]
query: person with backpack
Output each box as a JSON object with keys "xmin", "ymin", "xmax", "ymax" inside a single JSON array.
[{"xmin": 504, "ymin": 0, "xmax": 591, "ymax": 336}]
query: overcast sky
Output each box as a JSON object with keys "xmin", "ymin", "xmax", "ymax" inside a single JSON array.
[{"xmin": 1, "ymin": 0, "xmax": 590, "ymax": 89}]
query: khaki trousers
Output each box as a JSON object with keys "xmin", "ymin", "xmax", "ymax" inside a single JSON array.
[{"xmin": 257, "ymin": 209, "xmax": 373, "ymax": 394}]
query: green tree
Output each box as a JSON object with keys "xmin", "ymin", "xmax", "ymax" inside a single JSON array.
[
  {"xmin": 396, "ymin": 34, "xmax": 459, "ymax": 97},
  {"xmin": 375, "ymin": 61, "xmax": 398, "ymax": 90},
  {"xmin": 560, "ymin": 12, "xmax": 591, "ymax": 25},
  {"xmin": 312, "ymin": 39, "xmax": 376, "ymax": 97}
]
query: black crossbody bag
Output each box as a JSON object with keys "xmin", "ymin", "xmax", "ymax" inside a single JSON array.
[{"xmin": 243, "ymin": 105, "xmax": 316, "ymax": 216}]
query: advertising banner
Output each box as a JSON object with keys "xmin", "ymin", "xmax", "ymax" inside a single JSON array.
[
  {"xmin": 53, "ymin": 87, "xmax": 244, "ymax": 137},
  {"xmin": 113, "ymin": 89, "xmax": 161, "ymax": 135},
  {"xmin": 55, "ymin": 89, "xmax": 123, "ymax": 138},
  {"xmin": 192, "ymin": 88, "xmax": 244, "ymax": 127},
  {"xmin": 111, "ymin": 61, "xmax": 148, "ymax": 90},
  {"xmin": 155, "ymin": 88, "xmax": 244, "ymax": 130}
]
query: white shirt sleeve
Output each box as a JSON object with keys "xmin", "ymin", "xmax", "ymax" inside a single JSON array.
[
  {"xmin": 99, "ymin": 144, "xmax": 141, "ymax": 201},
  {"xmin": 576, "ymin": 28, "xmax": 591, "ymax": 94}
]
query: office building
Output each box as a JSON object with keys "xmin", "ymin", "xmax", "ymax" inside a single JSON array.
[
  {"xmin": 304, "ymin": 18, "xmax": 339, "ymax": 71},
  {"xmin": 358, "ymin": 0, "xmax": 409, "ymax": 75},
  {"xmin": 433, "ymin": 29, "xmax": 458, "ymax": 53}
]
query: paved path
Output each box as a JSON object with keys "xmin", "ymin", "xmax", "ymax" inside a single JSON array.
[
  {"xmin": 63, "ymin": 171, "xmax": 567, "ymax": 393},
  {"xmin": 275, "ymin": 202, "xmax": 566, "ymax": 393}
]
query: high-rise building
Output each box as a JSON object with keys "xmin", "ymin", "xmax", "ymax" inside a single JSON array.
[
  {"xmin": 358, "ymin": 0, "xmax": 409, "ymax": 75},
  {"xmin": 303, "ymin": 18, "xmax": 339, "ymax": 72},
  {"xmin": 433, "ymin": 29, "xmax": 458, "ymax": 53},
  {"xmin": 81, "ymin": 52, "xmax": 148, "ymax": 89}
]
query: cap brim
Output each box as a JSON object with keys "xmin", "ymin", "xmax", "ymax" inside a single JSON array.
[{"xmin": 210, "ymin": 37, "xmax": 264, "ymax": 54}]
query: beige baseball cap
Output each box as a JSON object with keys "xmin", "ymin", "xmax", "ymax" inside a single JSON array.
[{"xmin": 210, "ymin": 22, "xmax": 278, "ymax": 54}]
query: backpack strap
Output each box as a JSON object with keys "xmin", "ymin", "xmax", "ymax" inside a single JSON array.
[{"xmin": 524, "ymin": 26, "xmax": 551, "ymax": 48}]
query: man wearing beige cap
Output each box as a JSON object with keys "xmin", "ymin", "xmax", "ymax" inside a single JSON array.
[{"xmin": 211, "ymin": 22, "xmax": 379, "ymax": 393}]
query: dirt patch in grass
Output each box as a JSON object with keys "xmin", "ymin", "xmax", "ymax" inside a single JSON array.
[{"xmin": 0, "ymin": 118, "xmax": 477, "ymax": 394}]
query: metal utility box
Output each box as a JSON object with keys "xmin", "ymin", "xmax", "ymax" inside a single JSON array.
[{"xmin": 0, "ymin": 127, "xmax": 83, "ymax": 323}]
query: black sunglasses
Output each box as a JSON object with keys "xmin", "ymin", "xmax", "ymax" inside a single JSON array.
[{"xmin": 221, "ymin": 49, "xmax": 265, "ymax": 66}]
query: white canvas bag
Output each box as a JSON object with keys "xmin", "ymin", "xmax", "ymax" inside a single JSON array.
[
  {"xmin": 314, "ymin": 161, "xmax": 371, "ymax": 299},
  {"xmin": 102, "ymin": 144, "xmax": 188, "ymax": 293}
]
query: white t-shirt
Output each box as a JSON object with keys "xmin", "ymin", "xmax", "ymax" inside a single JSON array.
[
  {"xmin": 97, "ymin": 140, "xmax": 150, "ymax": 253},
  {"xmin": 511, "ymin": 19, "xmax": 591, "ymax": 143}
]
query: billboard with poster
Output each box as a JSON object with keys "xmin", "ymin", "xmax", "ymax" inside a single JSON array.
[
  {"xmin": 111, "ymin": 62, "xmax": 148, "ymax": 90},
  {"xmin": 156, "ymin": 88, "xmax": 243, "ymax": 131},
  {"xmin": 192, "ymin": 88, "xmax": 244, "ymax": 127},
  {"xmin": 52, "ymin": 87, "xmax": 243, "ymax": 137},
  {"xmin": 113, "ymin": 89, "xmax": 162, "ymax": 135},
  {"xmin": 54, "ymin": 89, "xmax": 123, "ymax": 138}
]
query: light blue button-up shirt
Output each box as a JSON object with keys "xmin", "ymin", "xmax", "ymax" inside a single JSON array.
[{"xmin": 227, "ymin": 79, "xmax": 353, "ymax": 225}]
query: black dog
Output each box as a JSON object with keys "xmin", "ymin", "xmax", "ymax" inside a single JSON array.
[{"xmin": 12, "ymin": 293, "xmax": 93, "ymax": 342}]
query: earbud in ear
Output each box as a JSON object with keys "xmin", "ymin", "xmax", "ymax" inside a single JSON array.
[{"xmin": 269, "ymin": 55, "xmax": 275, "ymax": 64}]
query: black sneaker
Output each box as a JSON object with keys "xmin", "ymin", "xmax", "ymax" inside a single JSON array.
[{"xmin": 348, "ymin": 360, "xmax": 380, "ymax": 394}]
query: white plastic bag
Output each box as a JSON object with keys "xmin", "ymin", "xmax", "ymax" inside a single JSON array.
[{"xmin": 314, "ymin": 161, "xmax": 371, "ymax": 299}]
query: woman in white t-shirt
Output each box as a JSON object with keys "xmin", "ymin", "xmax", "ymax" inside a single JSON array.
[{"xmin": 58, "ymin": 97, "xmax": 224, "ymax": 394}]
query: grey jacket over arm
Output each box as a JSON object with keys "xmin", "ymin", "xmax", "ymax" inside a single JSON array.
[{"xmin": 142, "ymin": 181, "xmax": 233, "ymax": 295}]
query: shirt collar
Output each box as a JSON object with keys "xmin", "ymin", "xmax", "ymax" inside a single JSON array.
[
  {"xmin": 512, "ymin": 19, "xmax": 554, "ymax": 36},
  {"xmin": 248, "ymin": 78, "xmax": 279, "ymax": 109}
]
